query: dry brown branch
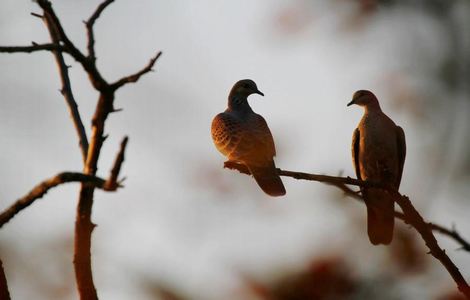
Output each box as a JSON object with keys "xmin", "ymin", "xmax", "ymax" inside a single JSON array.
[
  {"xmin": 110, "ymin": 51, "xmax": 162, "ymax": 90},
  {"xmin": 0, "ymin": 172, "xmax": 114, "ymax": 229},
  {"xmin": 0, "ymin": 259, "xmax": 10, "ymax": 300},
  {"xmin": 224, "ymin": 162, "xmax": 470, "ymax": 299},
  {"xmin": 85, "ymin": 0, "xmax": 115, "ymax": 60},
  {"xmin": 37, "ymin": 0, "xmax": 108, "ymax": 91},
  {"xmin": 393, "ymin": 194, "xmax": 470, "ymax": 298},
  {"xmin": 224, "ymin": 161, "xmax": 384, "ymax": 189},
  {"xmin": 0, "ymin": 1, "xmax": 160, "ymax": 298},
  {"xmin": 224, "ymin": 161, "xmax": 470, "ymax": 251},
  {"xmin": 42, "ymin": 15, "xmax": 89, "ymax": 162},
  {"xmin": 31, "ymin": 1, "xmax": 159, "ymax": 298},
  {"xmin": 0, "ymin": 43, "xmax": 64, "ymax": 53},
  {"xmin": 104, "ymin": 136, "xmax": 129, "ymax": 191}
]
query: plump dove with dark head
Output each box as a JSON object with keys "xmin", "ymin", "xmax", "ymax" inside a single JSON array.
[{"xmin": 211, "ymin": 79, "xmax": 286, "ymax": 196}]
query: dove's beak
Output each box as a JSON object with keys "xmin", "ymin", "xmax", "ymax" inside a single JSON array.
[
  {"xmin": 347, "ymin": 99, "xmax": 355, "ymax": 106},
  {"xmin": 255, "ymin": 90, "xmax": 264, "ymax": 96}
]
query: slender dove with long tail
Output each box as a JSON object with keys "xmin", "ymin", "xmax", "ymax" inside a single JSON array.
[
  {"xmin": 211, "ymin": 79, "xmax": 286, "ymax": 196},
  {"xmin": 348, "ymin": 90, "xmax": 406, "ymax": 245}
]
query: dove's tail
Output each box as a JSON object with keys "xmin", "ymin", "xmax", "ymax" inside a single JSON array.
[
  {"xmin": 363, "ymin": 188, "xmax": 394, "ymax": 245},
  {"xmin": 247, "ymin": 161, "xmax": 286, "ymax": 197}
]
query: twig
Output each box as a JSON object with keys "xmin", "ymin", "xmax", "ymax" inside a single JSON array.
[
  {"xmin": 104, "ymin": 136, "xmax": 128, "ymax": 190},
  {"xmin": 42, "ymin": 14, "xmax": 89, "ymax": 163},
  {"xmin": 0, "ymin": 43, "xmax": 64, "ymax": 53},
  {"xmin": 428, "ymin": 223, "xmax": 470, "ymax": 252},
  {"xmin": 0, "ymin": 259, "xmax": 10, "ymax": 300},
  {"xmin": 0, "ymin": 172, "xmax": 112, "ymax": 229},
  {"xmin": 36, "ymin": 0, "xmax": 108, "ymax": 91},
  {"xmin": 110, "ymin": 51, "xmax": 162, "ymax": 90},
  {"xmin": 224, "ymin": 162, "xmax": 470, "ymax": 299},
  {"xmin": 85, "ymin": 0, "xmax": 115, "ymax": 60}
]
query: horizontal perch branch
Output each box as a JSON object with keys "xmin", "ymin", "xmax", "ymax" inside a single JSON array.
[
  {"xmin": 224, "ymin": 161, "xmax": 470, "ymax": 299},
  {"xmin": 224, "ymin": 161, "xmax": 470, "ymax": 251}
]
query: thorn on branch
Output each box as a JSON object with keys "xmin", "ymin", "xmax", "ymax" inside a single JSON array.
[
  {"xmin": 31, "ymin": 12, "xmax": 44, "ymax": 19},
  {"xmin": 117, "ymin": 176, "xmax": 127, "ymax": 185},
  {"xmin": 110, "ymin": 108, "xmax": 123, "ymax": 114}
]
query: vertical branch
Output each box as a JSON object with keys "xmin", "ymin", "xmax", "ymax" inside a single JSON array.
[
  {"xmin": 74, "ymin": 92, "xmax": 114, "ymax": 300},
  {"xmin": 10, "ymin": 1, "xmax": 159, "ymax": 298},
  {"xmin": 0, "ymin": 259, "xmax": 11, "ymax": 300},
  {"xmin": 41, "ymin": 13, "xmax": 89, "ymax": 163}
]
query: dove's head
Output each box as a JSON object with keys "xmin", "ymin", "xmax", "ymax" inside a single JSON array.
[
  {"xmin": 347, "ymin": 90, "xmax": 381, "ymax": 110},
  {"xmin": 228, "ymin": 79, "xmax": 264, "ymax": 110},
  {"xmin": 230, "ymin": 79, "xmax": 264, "ymax": 98}
]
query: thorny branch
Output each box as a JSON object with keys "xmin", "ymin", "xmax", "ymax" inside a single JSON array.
[
  {"xmin": 224, "ymin": 161, "xmax": 470, "ymax": 299},
  {"xmin": 34, "ymin": 1, "xmax": 159, "ymax": 299},
  {"xmin": 0, "ymin": 0, "xmax": 160, "ymax": 299}
]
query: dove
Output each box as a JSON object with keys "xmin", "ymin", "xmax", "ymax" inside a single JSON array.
[
  {"xmin": 348, "ymin": 90, "xmax": 406, "ymax": 245},
  {"xmin": 211, "ymin": 79, "xmax": 286, "ymax": 196}
]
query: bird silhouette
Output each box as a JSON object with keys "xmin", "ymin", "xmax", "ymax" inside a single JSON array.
[
  {"xmin": 211, "ymin": 79, "xmax": 286, "ymax": 196},
  {"xmin": 348, "ymin": 90, "xmax": 406, "ymax": 245}
]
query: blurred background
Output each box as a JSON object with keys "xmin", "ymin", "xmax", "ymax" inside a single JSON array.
[{"xmin": 0, "ymin": 0, "xmax": 469, "ymax": 299}]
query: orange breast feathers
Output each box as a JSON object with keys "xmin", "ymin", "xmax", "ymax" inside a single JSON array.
[{"xmin": 211, "ymin": 112, "xmax": 276, "ymax": 164}]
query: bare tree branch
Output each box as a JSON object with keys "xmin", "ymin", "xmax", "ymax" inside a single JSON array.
[
  {"xmin": 394, "ymin": 194, "xmax": 470, "ymax": 298},
  {"xmin": 311, "ymin": 171, "xmax": 470, "ymax": 253},
  {"xmin": 36, "ymin": 0, "xmax": 108, "ymax": 91},
  {"xmin": 0, "ymin": 172, "xmax": 114, "ymax": 229},
  {"xmin": 35, "ymin": 2, "xmax": 158, "ymax": 299},
  {"xmin": 110, "ymin": 51, "xmax": 162, "ymax": 90},
  {"xmin": 224, "ymin": 162, "xmax": 470, "ymax": 299},
  {"xmin": 0, "ymin": 43, "xmax": 64, "ymax": 53},
  {"xmin": 0, "ymin": 259, "xmax": 10, "ymax": 300},
  {"xmin": 85, "ymin": 0, "xmax": 115, "ymax": 60},
  {"xmin": 42, "ymin": 16, "xmax": 89, "ymax": 163},
  {"xmin": 224, "ymin": 161, "xmax": 383, "ymax": 188},
  {"xmin": 0, "ymin": 2, "xmax": 161, "ymax": 298},
  {"xmin": 428, "ymin": 223, "xmax": 470, "ymax": 252}
]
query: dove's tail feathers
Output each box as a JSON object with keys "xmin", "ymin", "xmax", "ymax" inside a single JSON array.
[
  {"xmin": 364, "ymin": 189, "xmax": 394, "ymax": 245},
  {"xmin": 247, "ymin": 162, "xmax": 286, "ymax": 197}
]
